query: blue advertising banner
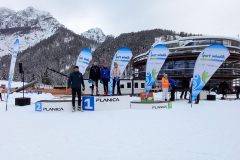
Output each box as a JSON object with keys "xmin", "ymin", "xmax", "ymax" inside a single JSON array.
[
  {"xmin": 109, "ymin": 47, "xmax": 132, "ymax": 95},
  {"xmin": 6, "ymin": 39, "xmax": 19, "ymax": 110},
  {"xmin": 191, "ymin": 44, "xmax": 230, "ymax": 103},
  {"xmin": 76, "ymin": 48, "xmax": 92, "ymax": 75},
  {"xmin": 145, "ymin": 44, "xmax": 169, "ymax": 97}
]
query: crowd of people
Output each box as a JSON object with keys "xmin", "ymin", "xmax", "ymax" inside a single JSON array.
[
  {"xmin": 66, "ymin": 60, "xmax": 239, "ymax": 111},
  {"xmin": 158, "ymin": 74, "xmax": 240, "ymax": 104},
  {"xmin": 159, "ymin": 73, "xmax": 199, "ymax": 103}
]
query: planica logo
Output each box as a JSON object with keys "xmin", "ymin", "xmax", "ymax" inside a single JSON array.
[
  {"xmin": 152, "ymin": 106, "xmax": 167, "ymax": 109},
  {"xmin": 96, "ymin": 98, "xmax": 120, "ymax": 102},
  {"xmin": 43, "ymin": 108, "xmax": 64, "ymax": 111}
]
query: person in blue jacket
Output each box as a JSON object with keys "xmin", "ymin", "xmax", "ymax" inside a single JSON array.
[
  {"xmin": 101, "ymin": 62, "xmax": 110, "ymax": 95},
  {"xmin": 168, "ymin": 77, "xmax": 176, "ymax": 101}
]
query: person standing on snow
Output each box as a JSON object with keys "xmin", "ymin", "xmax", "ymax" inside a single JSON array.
[
  {"xmin": 219, "ymin": 79, "xmax": 228, "ymax": 99},
  {"xmin": 89, "ymin": 60, "xmax": 101, "ymax": 96},
  {"xmin": 111, "ymin": 62, "xmax": 121, "ymax": 95},
  {"xmin": 101, "ymin": 62, "xmax": 110, "ymax": 95},
  {"xmin": 162, "ymin": 74, "xmax": 170, "ymax": 101},
  {"xmin": 68, "ymin": 66, "xmax": 85, "ymax": 112},
  {"xmin": 0, "ymin": 87, "xmax": 4, "ymax": 101},
  {"xmin": 180, "ymin": 74, "xmax": 189, "ymax": 100},
  {"xmin": 168, "ymin": 77, "xmax": 176, "ymax": 101}
]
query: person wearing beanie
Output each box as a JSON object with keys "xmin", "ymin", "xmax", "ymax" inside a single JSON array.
[
  {"xmin": 101, "ymin": 62, "xmax": 110, "ymax": 95},
  {"xmin": 68, "ymin": 66, "xmax": 85, "ymax": 112},
  {"xmin": 111, "ymin": 62, "xmax": 121, "ymax": 95},
  {"xmin": 162, "ymin": 74, "xmax": 170, "ymax": 101},
  {"xmin": 89, "ymin": 60, "xmax": 101, "ymax": 96}
]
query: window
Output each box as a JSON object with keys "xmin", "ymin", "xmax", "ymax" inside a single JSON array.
[
  {"xmin": 134, "ymin": 82, "xmax": 138, "ymax": 88},
  {"xmin": 141, "ymin": 83, "xmax": 145, "ymax": 88},
  {"xmin": 216, "ymin": 40, "xmax": 222, "ymax": 44},
  {"xmin": 210, "ymin": 39, "xmax": 215, "ymax": 44},
  {"xmin": 223, "ymin": 40, "xmax": 228, "ymax": 46},
  {"xmin": 199, "ymin": 40, "xmax": 205, "ymax": 45},
  {"xmin": 127, "ymin": 82, "xmax": 131, "ymax": 88},
  {"xmin": 120, "ymin": 84, "xmax": 124, "ymax": 88},
  {"xmin": 185, "ymin": 42, "xmax": 194, "ymax": 46},
  {"xmin": 205, "ymin": 39, "xmax": 211, "ymax": 44}
]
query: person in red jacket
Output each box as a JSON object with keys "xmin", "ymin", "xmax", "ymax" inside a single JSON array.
[
  {"xmin": 162, "ymin": 74, "xmax": 170, "ymax": 101},
  {"xmin": 111, "ymin": 62, "xmax": 121, "ymax": 95}
]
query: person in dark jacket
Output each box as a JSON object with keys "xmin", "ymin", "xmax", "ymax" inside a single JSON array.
[
  {"xmin": 89, "ymin": 60, "xmax": 101, "ymax": 96},
  {"xmin": 219, "ymin": 79, "xmax": 228, "ymax": 99},
  {"xmin": 180, "ymin": 74, "xmax": 189, "ymax": 100},
  {"xmin": 101, "ymin": 62, "xmax": 110, "ymax": 95},
  {"xmin": 235, "ymin": 86, "xmax": 240, "ymax": 99},
  {"xmin": 68, "ymin": 66, "xmax": 85, "ymax": 111},
  {"xmin": 168, "ymin": 77, "xmax": 176, "ymax": 101}
]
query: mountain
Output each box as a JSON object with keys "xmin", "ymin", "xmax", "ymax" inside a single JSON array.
[
  {"xmin": 0, "ymin": 7, "xmax": 63, "ymax": 57},
  {"xmin": 0, "ymin": 27, "xmax": 98, "ymax": 85},
  {"xmin": 0, "ymin": 6, "xmax": 203, "ymax": 85},
  {"xmin": 81, "ymin": 27, "xmax": 107, "ymax": 43}
]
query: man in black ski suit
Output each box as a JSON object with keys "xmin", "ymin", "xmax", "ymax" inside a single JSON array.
[
  {"xmin": 180, "ymin": 74, "xmax": 190, "ymax": 100},
  {"xmin": 68, "ymin": 66, "xmax": 85, "ymax": 111},
  {"xmin": 89, "ymin": 60, "xmax": 101, "ymax": 96},
  {"xmin": 219, "ymin": 79, "xmax": 228, "ymax": 99}
]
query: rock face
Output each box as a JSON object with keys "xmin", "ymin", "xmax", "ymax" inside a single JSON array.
[
  {"xmin": 0, "ymin": 7, "xmax": 63, "ymax": 56},
  {"xmin": 81, "ymin": 27, "xmax": 107, "ymax": 43}
]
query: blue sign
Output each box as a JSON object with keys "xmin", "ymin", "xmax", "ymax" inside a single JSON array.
[
  {"xmin": 82, "ymin": 97, "xmax": 94, "ymax": 111},
  {"xmin": 20, "ymin": 91, "xmax": 42, "ymax": 94},
  {"xmin": 35, "ymin": 102, "xmax": 42, "ymax": 112}
]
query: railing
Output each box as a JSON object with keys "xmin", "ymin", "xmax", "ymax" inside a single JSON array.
[{"xmin": 134, "ymin": 68, "xmax": 240, "ymax": 79}]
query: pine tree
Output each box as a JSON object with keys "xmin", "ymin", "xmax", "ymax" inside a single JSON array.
[
  {"xmin": 42, "ymin": 70, "xmax": 51, "ymax": 85},
  {"xmin": 30, "ymin": 73, "xmax": 35, "ymax": 82},
  {"xmin": 2, "ymin": 70, "xmax": 8, "ymax": 80}
]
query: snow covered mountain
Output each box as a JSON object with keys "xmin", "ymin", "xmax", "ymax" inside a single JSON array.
[
  {"xmin": 0, "ymin": 7, "xmax": 63, "ymax": 56},
  {"xmin": 81, "ymin": 27, "xmax": 107, "ymax": 43}
]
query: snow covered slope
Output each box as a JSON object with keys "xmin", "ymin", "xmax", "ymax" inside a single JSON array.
[
  {"xmin": 0, "ymin": 92, "xmax": 239, "ymax": 160},
  {"xmin": 0, "ymin": 7, "xmax": 63, "ymax": 57},
  {"xmin": 81, "ymin": 27, "xmax": 106, "ymax": 43}
]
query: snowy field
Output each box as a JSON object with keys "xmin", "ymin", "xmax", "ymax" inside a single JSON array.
[
  {"xmin": 0, "ymin": 92, "xmax": 240, "ymax": 160},
  {"xmin": 0, "ymin": 80, "xmax": 28, "ymax": 88}
]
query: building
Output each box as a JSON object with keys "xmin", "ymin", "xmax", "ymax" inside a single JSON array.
[{"xmin": 132, "ymin": 36, "xmax": 240, "ymax": 90}]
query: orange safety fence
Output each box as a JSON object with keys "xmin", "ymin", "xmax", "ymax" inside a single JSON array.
[{"xmin": 1, "ymin": 88, "xmax": 84, "ymax": 95}]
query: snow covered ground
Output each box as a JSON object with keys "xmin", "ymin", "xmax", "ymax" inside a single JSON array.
[
  {"xmin": 0, "ymin": 80, "xmax": 28, "ymax": 88},
  {"xmin": 0, "ymin": 92, "xmax": 239, "ymax": 160}
]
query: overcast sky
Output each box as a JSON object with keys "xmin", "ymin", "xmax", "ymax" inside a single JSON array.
[{"xmin": 1, "ymin": 0, "xmax": 240, "ymax": 38}]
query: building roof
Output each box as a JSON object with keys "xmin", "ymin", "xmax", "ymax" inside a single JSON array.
[{"xmin": 176, "ymin": 36, "xmax": 240, "ymax": 43}]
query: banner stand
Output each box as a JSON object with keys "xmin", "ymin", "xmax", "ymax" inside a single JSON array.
[
  {"xmin": 191, "ymin": 44, "xmax": 230, "ymax": 104},
  {"xmin": 145, "ymin": 44, "xmax": 169, "ymax": 98},
  {"xmin": 6, "ymin": 39, "xmax": 19, "ymax": 111}
]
